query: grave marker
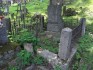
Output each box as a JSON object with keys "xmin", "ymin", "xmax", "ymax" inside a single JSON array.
[
  {"xmin": 47, "ymin": 0, "xmax": 63, "ymax": 32},
  {"xmin": 58, "ymin": 28, "xmax": 72, "ymax": 60},
  {"xmin": 0, "ymin": 25, "xmax": 8, "ymax": 45},
  {"xmin": 2, "ymin": 18, "xmax": 11, "ymax": 32}
]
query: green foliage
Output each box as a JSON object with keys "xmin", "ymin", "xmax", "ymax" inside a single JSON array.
[
  {"xmin": 17, "ymin": 50, "xmax": 32, "ymax": 66},
  {"xmin": 86, "ymin": 23, "xmax": 93, "ymax": 33},
  {"xmin": 73, "ymin": 33, "xmax": 93, "ymax": 70},
  {"xmin": 14, "ymin": 29, "xmax": 39, "ymax": 45},
  {"xmin": 9, "ymin": 0, "xmax": 49, "ymax": 14},
  {"xmin": 40, "ymin": 38, "xmax": 58, "ymax": 53},
  {"xmin": 8, "ymin": 66, "xmax": 18, "ymax": 70},
  {"xmin": 54, "ymin": 65, "xmax": 61, "ymax": 70},
  {"xmin": 32, "ymin": 55, "xmax": 45, "ymax": 65}
]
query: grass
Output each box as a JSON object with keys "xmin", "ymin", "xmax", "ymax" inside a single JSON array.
[{"xmin": 9, "ymin": 0, "xmax": 49, "ymax": 15}]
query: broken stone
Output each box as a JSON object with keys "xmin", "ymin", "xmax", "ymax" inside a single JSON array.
[{"xmin": 24, "ymin": 43, "xmax": 33, "ymax": 53}]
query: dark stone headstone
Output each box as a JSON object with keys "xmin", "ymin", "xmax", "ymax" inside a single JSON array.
[
  {"xmin": 2, "ymin": 18, "xmax": 11, "ymax": 32},
  {"xmin": 47, "ymin": 4, "xmax": 63, "ymax": 32},
  {"xmin": 0, "ymin": 26, "xmax": 8, "ymax": 45}
]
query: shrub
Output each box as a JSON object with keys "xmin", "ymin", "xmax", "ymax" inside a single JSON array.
[
  {"xmin": 32, "ymin": 55, "xmax": 45, "ymax": 65},
  {"xmin": 14, "ymin": 29, "xmax": 39, "ymax": 45},
  {"xmin": 17, "ymin": 50, "xmax": 32, "ymax": 66}
]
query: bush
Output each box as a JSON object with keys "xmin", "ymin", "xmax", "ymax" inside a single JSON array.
[
  {"xmin": 17, "ymin": 50, "xmax": 32, "ymax": 66},
  {"xmin": 32, "ymin": 55, "xmax": 45, "ymax": 65},
  {"xmin": 72, "ymin": 33, "xmax": 93, "ymax": 70},
  {"xmin": 14, "ymin": 29, "xmax": 39, "ymax": 45}
]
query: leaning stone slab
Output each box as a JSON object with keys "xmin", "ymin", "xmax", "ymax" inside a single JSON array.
[
  {"xmin": 37, "ymin": 47, "xmax": 77, "ymax": 70},
  {"xmin": 37, "ymin": 49, "xmax": 62, "ymax": 68}
]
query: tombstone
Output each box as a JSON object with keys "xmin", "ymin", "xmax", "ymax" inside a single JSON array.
[
  {"xmin": 58, "ymin": 28, "xmax": 72, "ymax": 60},
  {"xmin": 4, "ymin": 4, "xmax": 9, "ymax": 15},
  {"xmin": 24, "ymin": 43, "xmax": 33, "ymax": 53},
  {"xmin": 80, "ymin": 18, "xmax": 86, "ymax": 36},
  {"xmin": 47, "ymin": 0, "xmax": 63, "ymax": 32},
  {"xmin": 0, "ymin": 25, "xmax": 8, "ymax": 45},
  {"xmin": 2, "ymin": 18, "xmax": 11, "ymax": 32}
]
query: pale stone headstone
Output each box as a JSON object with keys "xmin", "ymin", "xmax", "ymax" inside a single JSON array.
[
  {"xmin": 24, "ymin": 43, "xmax": 33, "ymax": 53},
  {"xmin": 58, "ymin": 28, "xmax": 72, "ymax": 60}
]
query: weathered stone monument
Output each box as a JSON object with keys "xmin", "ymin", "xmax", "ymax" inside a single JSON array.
[
  {"xmin": 0, "ymin": 21, "xmax": 8, "ymax": 45},
  {"xmin": 80, "ymin": 18, "xmax": 86, "ymax": 36},
  {"xmin": 24, "ymin": 43, "xmax": 33, "ymax": 53},
  {"xmin": 47, "ymin": 0, "xmax": 63, "ymax": 32},
  {"xmin": 58, "ymin": 28, "xmax": 72, "ymax": 60},
  {"xmin": 2, "ymin": 18, "xmax": 11, "ymax": 32}
]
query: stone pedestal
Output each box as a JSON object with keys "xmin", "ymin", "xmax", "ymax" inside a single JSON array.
[{"xmin": 58, "ymin": 28, "xmax": 72, "ymax": 60}]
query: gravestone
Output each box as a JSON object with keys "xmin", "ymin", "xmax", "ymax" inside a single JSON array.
[
  {"xmin": 80, "ymin": 18, "xmax": 86, "ymax": 36},
  {"xmin": 24, "ymin": 43, "xmax": 33, "ymax": 53},
  {"xmin": 4, "ymin": 4, "xmax": 9, "ymax": 15},
  {"xmin": 58, "ymin": 28, "xmax": 72, "ymax": 60},
  {"xmin": 2, "ymin": 18, "xmax": 11, "ymax": 32},
  {"xmin": 0, "ymin": 24, "xmax": 8, "ymax": 45},
  {"xmin": 47, "ymin": 0, "xmax": 63, "ymax": 32}
]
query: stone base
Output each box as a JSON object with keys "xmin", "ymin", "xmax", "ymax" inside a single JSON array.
[
  {"xmin": 47, "ymin": 23, "xmax": 62, "ymax": 32},
  {"xmin": 45, "ymin": 31, "xmax": 61, "ymax": 41},
  {"xmin": 61, "ymin": 47, "xmax": 77, "ymax": 70},
  {"xmin": 37, "ymin": 47, "xmax": 77, "ymax": 70}
]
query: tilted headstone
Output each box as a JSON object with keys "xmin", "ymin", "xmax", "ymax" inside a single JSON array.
[{"xmin": 58, "ymin": 28, "xmax": 72, "ymax": 60}]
